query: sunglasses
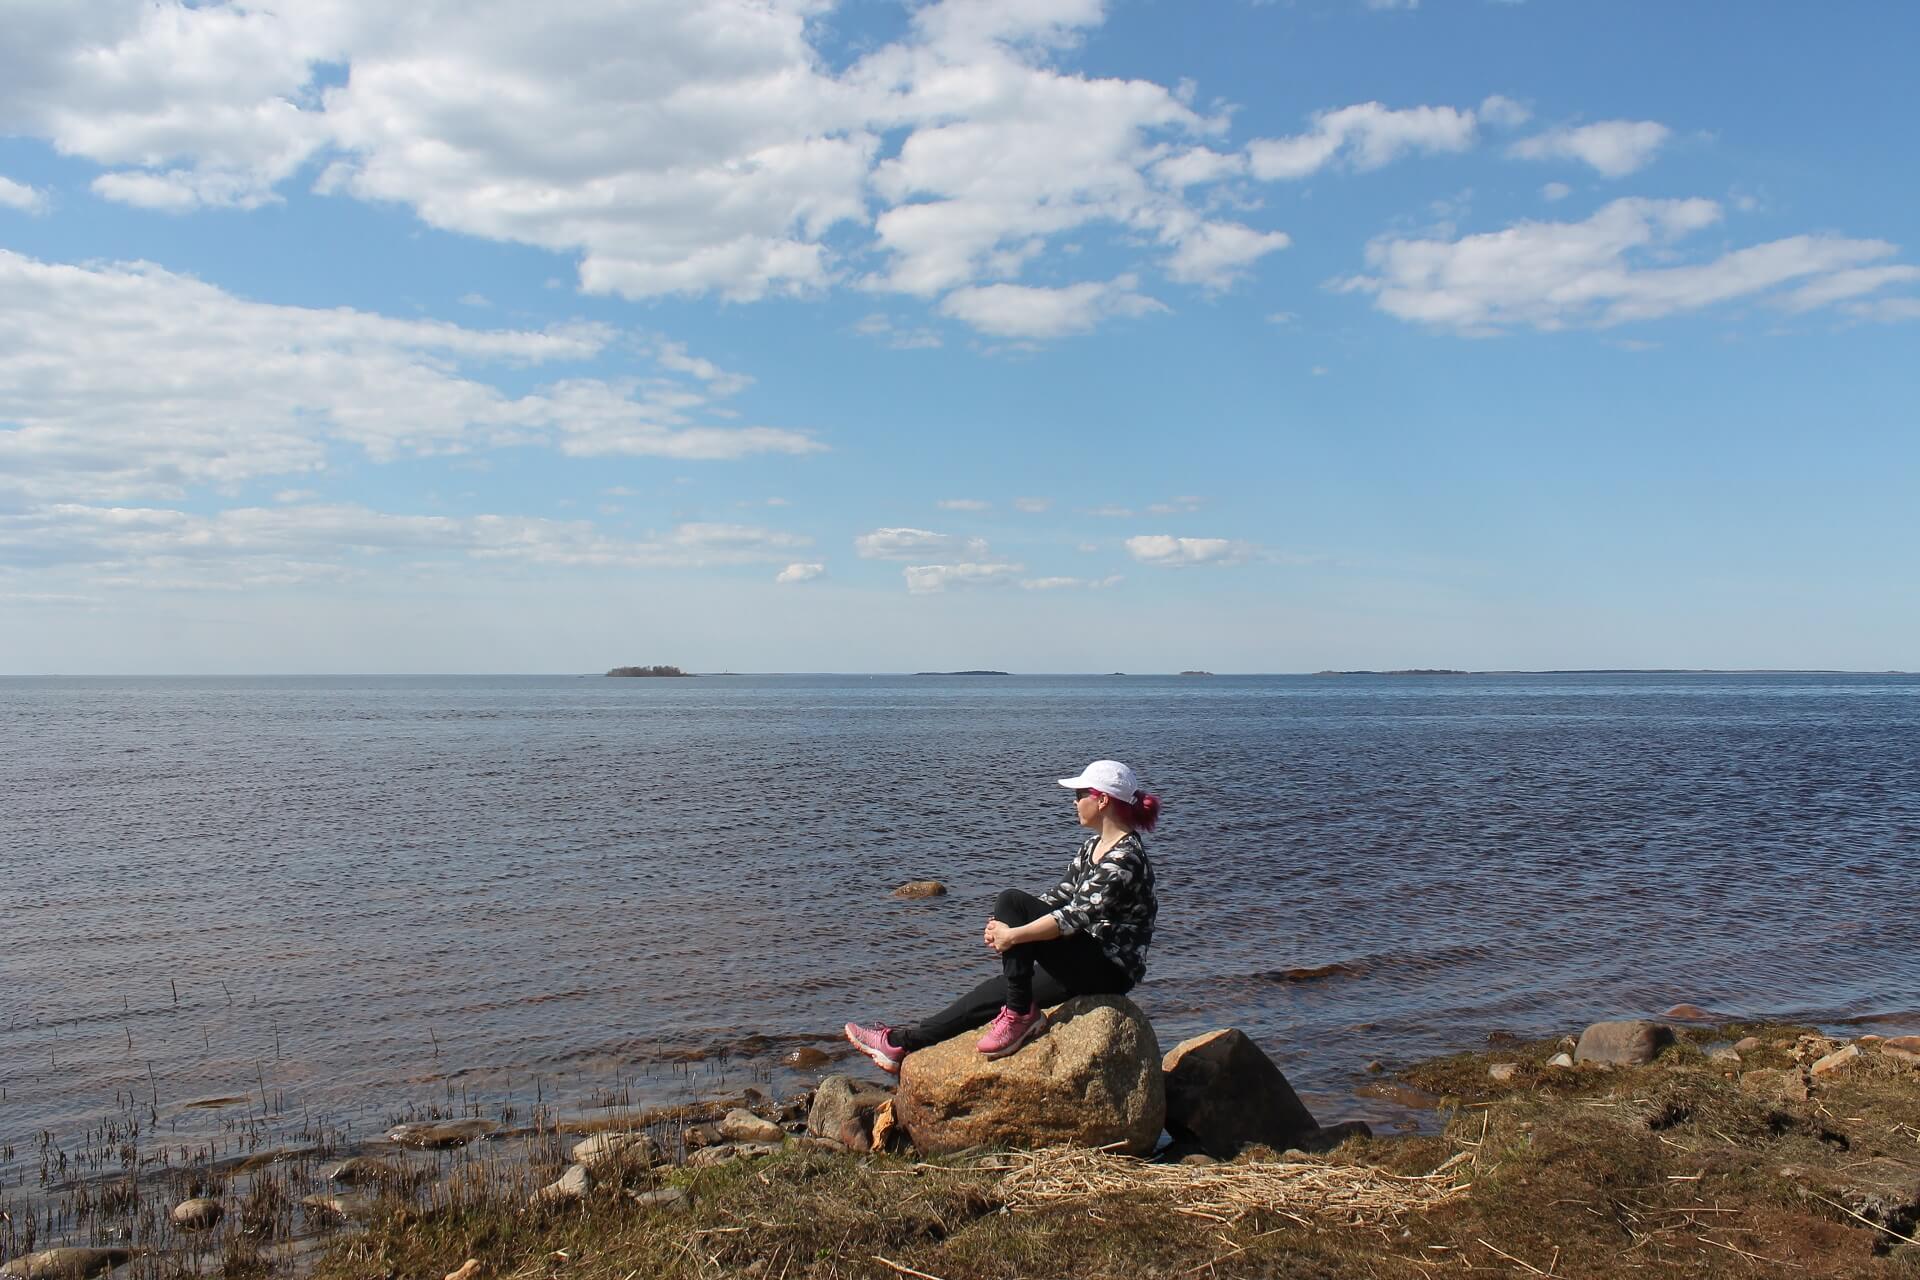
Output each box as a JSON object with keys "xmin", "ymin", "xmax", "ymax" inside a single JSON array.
[{"xmin": 1074, "ymin": 788, "xmax": 1098, "ymax": 801}]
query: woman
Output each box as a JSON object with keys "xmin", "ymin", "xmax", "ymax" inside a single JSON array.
[{"xmin": 845, "ymin": 759, "xmax": 1159, "ymax": 1071}]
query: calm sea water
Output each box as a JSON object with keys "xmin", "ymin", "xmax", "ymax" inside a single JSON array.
[{"xmin": 4, "ymin": 672, "xmax": 1918, "ymax": 1189}]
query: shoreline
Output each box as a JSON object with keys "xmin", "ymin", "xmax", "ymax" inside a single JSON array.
[{"xmin": 6, "ymin": 1017, "xmax": 1918, "ymax": 1279}]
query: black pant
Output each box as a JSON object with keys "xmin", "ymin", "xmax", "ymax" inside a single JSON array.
[{"xmin": 895, "ymin": 889, "xmax": 1132, "ymax": 1051}]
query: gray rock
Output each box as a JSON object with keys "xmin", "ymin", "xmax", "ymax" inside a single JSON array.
[
  {"xmin": 529, "ymin": 1163, "xmax": 592, "ymax": 1206},
  {"xmin": 385, "ymin": 1119, "xmax": 496, "ymax": 1149},
  {"xmin": 1573, "ymin": 1020, "xmax": 1673, "ymax": 1067},
  {"xmin": 1162, "ymin": 1028, "xmax": 1317, "ymax": 1159},
  {"xmin": 1, "ymin": 1250, "xmax": 134, "ymax": 1280},
  {"xmin": 718, "ymin": 1109, "xmax": 785, "ymax": 1145},
  {"xmin": 630, "ymin": 1186, "xmax": 690, "ymax": 1210},
  {"xmin": 1810, "ymin": 1044, "xmax": 1861, "ymax": 1077},
  {"xmin": 571, "ymin": 1132, "xmax": 659, "ymax": 1172},
  {"xmin": 301, "ymin": 1193, "xmax": 376, "ymax": 1221},
  {"xmin": 1545, "ymin": 1053, "xmax": 1575, "ymax": 1069},
  {"xmin": 170, "ymin": 1198, "xmax": 223, "ymax": 1231},
  {"xmin": 806, "ymin": 1074, "xmax": 892, "ymax": 1147},
  {"xmin": 684, "ymin": 1143, "xmax": 742, "ymax": 1168},
  {"xmin": 325, "ymin": 1156, "xmax": 409, "ymax": 1186},
  {"xmin": 1488, "ymin": 1062, "xmax": 1519, "ymax": 1082},
  {"xmin": 1734, "ymin": 1036, "xmax": 1764, "ymax": 1054},
  {"xmin": 1709, "ymin": 1047, "xmax": 1742, "ymax": 1064}
]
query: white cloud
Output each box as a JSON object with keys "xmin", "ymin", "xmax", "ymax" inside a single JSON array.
[
  {"xmin": 1012, "ymin": 497, "xmax": 1051, "ymax": 513},
  {"xmin": 1477, "ymin": 95, "xmax": 1531, "ymax": 129},
  {"xmin": 855, "ymin": 527, "xmax": 989, "ymax": 560},
  {"xmin": 775, "ymin": 561, "xmax": 825, "ymax": 584},
  {"xmin": 1841, "ymin": 296, "xmax": 1920, "ymax": 323},
  {"xmin": 937, "ymin": 498, "xmax": 990, "ymax": 511},
  {"xmin": 1510, "ymin": 120, "xmax": 1671, "ymax": 178},
  {"xmin": 1541, "ymin": 181, "xmax": 1571, "ymax": 202},
  {"xmin": 0, "ymin": 250, "xmax": 820, "ymax": 506},
  {"xmin": 0, "ymin": 502, "xmax": 808, "ymax": 577},
  {"xmin": 903, "ymin": 562, "xmax": 1024, "ymax": 593},
  {"xmin": 853, "ymin": 314, "xmax": 943, "ymax": 349},
  {"xmin": 1246, "ymin": 101, "xmax": 1477, "ymax": 180},
  {"xmin": 1124, "ymin": 535, "xmax": 1250, "ymax": 565},
  {"xmin": 3, "ymin": 0, "xmax": 1300, "ymax": 323},
  {"xmin": 1775, "ymin": 265, "xmax": 1920, "ymax": 312},
  {"xmin": 0, "ymin": 175, "xmax": 49, "ymax": 213},
  {"xmin": 1162, "ymin": 220, "xmax": 1291, "ymax": 289},
  {"xmin": 939, "ymin": 277, "xmax": 1165, "ymax": 338},
  {"xmin": 1337, "ymin": 197, "xmax": 1905, "ymax": 334},
  {"xmin": 1020, "ymin": 574, "xmax": 1121, "ymax": 590}
]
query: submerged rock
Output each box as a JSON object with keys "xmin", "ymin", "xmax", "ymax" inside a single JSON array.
[
  {"xmin": 1, "ymin": 1250, "xmax": 134, "ymax": 1280},
  {"xmin": 301, "ymin": 1194, "xmax": 376, "ymax": 1221},
  {"xmin": 892, "ymin": 881, "xmax": 948, "ymax": 899},
  {"xmin": 386, "ymin": 1119, "xmax": 496, "ymax": 1149},
  {"xmin": 170, "ymin": 1198, "xmax": 223, "ymax": 1231},
  {"xmin": 895, "ymin": 994, "xmax": 1164, "ymax": 1156},
  {"xmin": 325, "ymin": 1156, "xmax": 412, "ymax": 1186},
  {"xmin": 1163, "ymin": 1028, "xmax": 1319, "ymax": 1159},
  {"xmin": 783, "ymin": 1047, "xmax": 833, "ymax": 1069},
  {"xmin": 1573, "ymin": 1020, "xmax": 1673, "ymax": 1067}
]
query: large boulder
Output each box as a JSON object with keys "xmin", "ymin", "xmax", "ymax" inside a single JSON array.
[
  {"xmin": 894, "ymin": 994, "xmax": 1164, "ymax": 1156},
  {"xmin": 1162, "ymin": 1028, "xmax": 1320, "ymax": 1158},
  {"xmin": 1573, "ymin": 1020, "xmax": 1673, "ymax": 1067}
]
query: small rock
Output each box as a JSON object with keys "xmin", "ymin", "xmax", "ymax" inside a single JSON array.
[
  {"xmin": 1545, "ymin": 1053, "xmax": 1575, "ymax": 1069},
  {"xmin": 1301, "ymin": 1120, "xmax": 1373, "ymax": 1151},
  {"xmin": 445, "ymin": 1261, "xmax": 482, "ymax": 1280},
  {"xmin": 685, "ymin": 1143, "xmax": 742, "ymax": 1168},
  {"xmin": 1488, "ymin": 1062, "xmax": 1519, "ymax": 1082},
  {"xmin": 891, "ymin": 881, "xmax": 947, "ymax": 899},
  {"xmin": 170, "ymin": 1198, "xmax": 223, "ymax": 1231},
  {"xmin": 1354, "ymin": 1080, "xmax": 1444, "ymax": 1110},
  {"xmin": 870, "ymin": 1099, "xmax": 899, "ymax": 1152},
  {"xmin": 789, "ymin": 1136, "xmax": 846, "ymax": 1154},
  {"xmin": 783, "ymin": 1047, "xmax": 832, "ymax": 1069},
  {"xmin": 571, "ymin": 1132, "xmax": 659, "ymax": 1172},
  {"xmin": 1179, "ymin": 1153, "xmax": 1217, "ymax": 1166},
  {"xmin": 1709, "ymin": 1047, "xmax": 1742, "ymax": 1064},
  {"xmin": 301, "ymin": 1194, "xmax": 375, "ymax": 1221},
  {"xmin": 0, "ymin": 1250, "xmax": 134, "ymax": 1280},
  {"xmin": 1161, "ymin": 1027, "xmax": 1316, "ymax": 1159},
  {"xmin": 1882, "ymin": 1044, "xmax": 1920, "ymax": 1068},
  {"xmin": 1734, "ymin": 1036, "xmax": 1763, "ymax": 1054},
  {"xmin": 806, "ymin": 1075, "xmax": 892, "ymax": 1144},
  {"xmin": 1663, "ymin": 1003, "xmax": 1715, "ymax": 1021},
  {"xmin": 1363, "ymin": 1060, "xmax": 1384, "ymax": 1074},
  {"xmin": 1858, "ymin": 1034, "xmax": 1883, "ymax": 1045},
  {"xmin": 1885, "ymin": 1035, "xmax": 1920, "ymax": 1053},
  {"xmin": 630, "ymin": 1186, "xmax": 690, "ymax": 1210},
  {"xmin": 682, "ymin": 1123, "xmax": 720, "ymax": 1149},
  {"xmin": 1810, "ymin": 1044, "xmax": 1862, "ymax": 1078},
  {"xmin": 718, "ymin": 1109, "xmax": 785, "ymax": 1145},
  {"xmin": 386, "ymin": 1119, "xmax": 496, "ymax": 1149},
  {"xmin": 529, "ymin": 1164, "xmax": 592, "ymax": 1207},
  {"xmin": 1574, "ymin": 1020, "xmax": 1673, "ymax": 1067}
]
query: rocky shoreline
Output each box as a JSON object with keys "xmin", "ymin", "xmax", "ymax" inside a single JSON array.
[{"xmin": 5, "ymin": 1001, "xmax": 1917, "ymax": 1280}]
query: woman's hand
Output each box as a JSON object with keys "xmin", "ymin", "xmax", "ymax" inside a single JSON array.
[{"xmin": 983, "ymin": 919, "xmax": 1020, "ymax": 953}]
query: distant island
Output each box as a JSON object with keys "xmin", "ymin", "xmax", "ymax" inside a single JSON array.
[
  {"xmin": 1177, "ymin": 670, "xmax": 1214, "ymax": 677},
  {"xmin": 1315, "ymin": 668, "xmax": 1468, "ymax": 676},
  {"xmin": 913, "ymin": 669, "xmax": 1009, "ymax": 676},
  {"xmin": 606, "ymin": 665, "xmax": 690, "ymax": 677}
]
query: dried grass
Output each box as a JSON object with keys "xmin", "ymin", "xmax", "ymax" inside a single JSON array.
[{"xmin": 985, "ymin": 1145, "xmax": 1470, "ymax": 1227}]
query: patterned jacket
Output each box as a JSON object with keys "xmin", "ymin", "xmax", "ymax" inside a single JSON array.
[{"xmin": 1038, "ymin": 831, "xmax": 1158, "ymax": 985}]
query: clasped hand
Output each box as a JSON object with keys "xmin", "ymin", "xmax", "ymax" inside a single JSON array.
[{"xmin": 982, "ymin": 918, "xmax": 1019, "ymax": 953}]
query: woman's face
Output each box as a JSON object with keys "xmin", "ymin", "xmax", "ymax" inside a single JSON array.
[{"xmin": 1073, "ymin": 788, "xmax": 1105, "ymax": 829}]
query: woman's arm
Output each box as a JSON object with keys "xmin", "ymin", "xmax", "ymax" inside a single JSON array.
[{"xmin": 985, "ymin": 914, "xmax": 1062, "ymax": 953}]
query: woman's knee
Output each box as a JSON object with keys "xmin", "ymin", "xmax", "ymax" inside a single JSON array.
[{"xmin": 993, "ymin": 887, "xmax": 1044, "ymax": 923}]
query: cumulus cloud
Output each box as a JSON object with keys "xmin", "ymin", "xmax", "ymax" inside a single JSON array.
[
  {"xmin": 938, "ymin": 277, "xmax": 1165, "ymax": 339},
  {"xmin": 1246, "ymin": 102, "xmax": 1478, "ymax": 180},
  {"xmin": 2, "ymin": 0, "xmax": 1306, "ymax": 330},
  {"xmin": 0, "ymin": 175, "xmax": 48, "ymax": 213},
  {"xmin": 1336, "ymin": 197, "xmax": 1906, "ymax": 334},
  {"xmin": 1541, "ymin": 181, "xmax": 1571, "ymax": 202},
  {"xmin": 902, "ymin": 562, "xmax": 1024, "ymax": 593},
  {"xmin": 1124, "ymin": 535, "xmax": 1249, "ymax": 566},
  {"xmin": 0, "ymin": 250, "xmax": 820, "ymax": 506},
  {"xmin": 855, "ymin": 527, "xmax": 989, "ymax": 560},
  {"xmin": 1774, "ymin": 264, "xmax": 1920, "ymax": 312},
  {"xmin": 775, "ymin": 561, "xmax": 825, "ymax": 584},
  {"xmin": 1510, "ymin": 120, "xmax": 1671, "ymax": 177}
]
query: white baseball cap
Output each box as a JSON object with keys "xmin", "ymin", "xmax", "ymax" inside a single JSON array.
[{"xmin": 1057, "ymin": 759, "xmax": 1140, "ymax": 801}]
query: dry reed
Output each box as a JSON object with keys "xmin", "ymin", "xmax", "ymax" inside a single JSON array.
[{"xmin": 985, "ymin": 1146, "xmax": 1470, "ymax": 1226}]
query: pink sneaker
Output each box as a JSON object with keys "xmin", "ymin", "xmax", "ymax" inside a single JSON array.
[
  {"xmin": 976, "ymin": 1005, "xmax": 1047, "ymax": 1059},
  {"xmin": 844, "ymin": 1022, "xmax": 906, "ymax": 1074}
]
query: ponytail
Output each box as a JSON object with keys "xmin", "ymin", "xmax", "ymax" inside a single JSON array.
[{"xmin": 1125, "ymin": 790, "xmax": 1161, "ymax": 833}]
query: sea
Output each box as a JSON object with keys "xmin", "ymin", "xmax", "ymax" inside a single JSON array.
[{"xmin": 3, "ymin": 671, "xmax": 1918, "ymax": 1201}]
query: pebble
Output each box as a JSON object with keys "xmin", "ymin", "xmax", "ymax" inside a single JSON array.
[
  {"xmin": 1662, "ymin": 1003, "xmax": 1714, "ymax": 1021},
  {"xmin": 1363, "ymin": 1060, "xmax": 1384, "ymax": 1074},
  {"xmin": 1179, "ymin": 1153, "xmax": 1218, "ymax": 1166},
  {"xmin": 1734, "ymin": 1036, "xmax": 1763, "ymax": 1054},
  {"xmin": 529, "ymin": 1164, "xmax": 593, "ymax": 1206},
  {"xmin": 169, "ymin": 1198, "xmax": 223, "ymax": 1231},
  {"xmin": 891, "ymin": 881, "xmax": 947, "ymax": 899},
  {"xmin": 1709, "ymin": 1047, "xmax": 1742, "ymax": 1064},
  {"xmin": 0, "ymin": 1251, "xmax": 134, "ymax": 1280},
  {"xmin": 1545, "ymin": 1053, "xmax": 1575, "ymax": 1069},
  {"xmin": 571, "ymin": 1132, "xmax": 658, "ymax": 1171},
  {"xmin": 1488, "ymin": 1062, "xmax": 1519, "ymax": 1083}
]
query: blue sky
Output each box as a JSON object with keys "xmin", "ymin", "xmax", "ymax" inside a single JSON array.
[{"xmin": 1, "ymin": 0, "xmax": 1914, "ymax": 673}]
